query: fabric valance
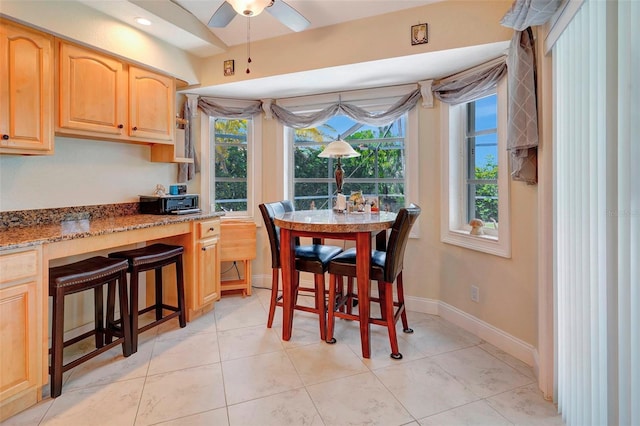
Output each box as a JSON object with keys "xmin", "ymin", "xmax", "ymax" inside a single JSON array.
[{"xmin": 268, "ymin": 88, "xmax": 422, "ymax": 129}]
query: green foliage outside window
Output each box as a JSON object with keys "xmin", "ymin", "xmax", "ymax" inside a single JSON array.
[
  {"xmin": 292, "ymin": 117, "xmax": 406, "ymax": 212},
  {"xmin": 473, "ymin": 154, "xmax": 499, "ymax": 227},
  {"xmin": 213, "ymin": 118, "xmax": 248, "ymax": 212}
]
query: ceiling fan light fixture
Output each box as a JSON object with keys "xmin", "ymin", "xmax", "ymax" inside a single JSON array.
[{"xmin": 228, "ymin": 0, "xmax": 272, "ymax": 17}]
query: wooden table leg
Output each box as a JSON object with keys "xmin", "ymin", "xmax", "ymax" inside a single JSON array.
[
  {"xmin": 280, "ymin": 228, "xmax": 295, "ymax": 341},
  {"xmin": 355, "ymin": 231, "xmax": 371, "ymax": 358}
]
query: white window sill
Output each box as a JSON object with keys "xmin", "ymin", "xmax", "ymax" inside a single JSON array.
[{"xmin": 441, "ymin": 228, "xmax": 511, "ymax": 258}]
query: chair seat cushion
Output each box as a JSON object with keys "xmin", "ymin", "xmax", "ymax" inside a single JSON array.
[
  {"xmin": 294, "ymin": 244, "xmax": 343, "ymax": 274},
  {"xmin": 49, "ymin": 256, "xmax": 128, "ymax": 290},
  {"xmin": 109, "ymin": 243, "xmax": 184, "ymax": 268},
  {"xmin": 327, "ymin": 247, "xmax": 387, "ymax": 281}
]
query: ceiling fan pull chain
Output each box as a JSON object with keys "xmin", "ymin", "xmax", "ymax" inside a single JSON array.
[{"xmin": 246, "ymin": 17, "xmax": 251, "ymax": 74}]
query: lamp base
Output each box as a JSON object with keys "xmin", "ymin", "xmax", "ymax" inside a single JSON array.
[{"xmin": 335, "ymin": 159, "xmax": 344, "ymax": 194}]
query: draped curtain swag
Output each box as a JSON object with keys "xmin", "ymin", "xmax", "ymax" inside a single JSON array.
[
  {"xmin": 501, "ymin": 0, "xmax": 562, "ymax": 184},
  {"xmin": 506, "ymin": 27, "xmax": 538, "ymax": 184},
  {"xmin": 269, "ymin": 89, "xmax": 422, "ymax": 129},
  {"xmin": 501, "ymin": 0, "xmax": 563, "ymax": 31},
  {"xmin": 198, "ymin": 97, "xmax": 263, "ymax": 118},
  {"xmin": 178, "ymin": 96, "xmax": 262, "ymax": 182},
  {"xmin": 431, "ymin": 58, "xmax": 507, "ymax": 105}
]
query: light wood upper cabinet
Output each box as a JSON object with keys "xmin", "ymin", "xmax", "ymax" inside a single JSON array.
[
  {"xmin": 56, "ymin": 41, "xmax": 174, "ymax": 145},
  {"xmin": 0, "ymin": 19, "xmax": 54, "ymax": 155},
  {"xmin": 129, "ymin": 66, "xmax": 174, "ymax": 142},
  {"xmin": 57, "ymin": 42, "xmax": 127, "ymax": 138}
]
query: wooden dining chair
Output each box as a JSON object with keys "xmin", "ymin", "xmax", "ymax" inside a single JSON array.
[
  {"xmin": 259, "ymin": 201, "xmax": 343, "ymax": 340},
  {"xmin": 325, "ymin": 204, "xmax": 421, "ymax": 359}
]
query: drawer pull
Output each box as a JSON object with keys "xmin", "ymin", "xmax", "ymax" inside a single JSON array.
[
  {"xmin": 117, "ymin": 124, "xmax": 124, "ymax": 129},
  {"xmin": 132, "ymin": 126, "xmax": 138, "ymax": 131},
  {"xmin": 208, "ymin": 227, "xmax": 215, "ymax": 232},
  {"xmin": 2, "ymin": 134, "xmax": 9, "ymax": 140}
]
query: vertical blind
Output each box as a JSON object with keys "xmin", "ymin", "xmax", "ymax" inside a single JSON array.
[{"xmin": 553, "ymin": 1, "xmax": 639, "ymax": 425}]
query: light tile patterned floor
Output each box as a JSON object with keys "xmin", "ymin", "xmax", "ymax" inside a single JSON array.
[{"xmin": 5, "ymin": 288, "xmax": 563, "ymax": 426}]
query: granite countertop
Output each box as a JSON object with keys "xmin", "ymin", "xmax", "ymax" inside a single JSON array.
[{"xmin": 0, "ymin": 205, "xmax": 224, "ymax": 251}]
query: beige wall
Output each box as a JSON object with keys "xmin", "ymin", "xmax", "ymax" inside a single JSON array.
[
  {"xmin": 198, "ymin": 1, "xmax": 513, "ymax": 88},
  {"xmin": 0, "ymin": 0, "xmax": 539, "ymax": 348}
]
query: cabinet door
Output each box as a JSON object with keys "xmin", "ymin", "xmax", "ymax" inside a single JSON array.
[
  {"xmin": 57, "ymin": 42, "xmax": 127, "ymax": 137},
  {"xmin": 0, "ymin": 248, "xmax": 42, "ymax": 421},
  {"xmin": 128, "ymin": 66, "xmax": 174, "ymax": 142},
  {"xmin": 198, "ymin": 237, "xmax": 220, "ymax": 306},
  {"xmin": 0, "ymin": 281, "xmax": 38, "ymax": 402},
  {"xmin": 0, "ymin": 20, "xmax": 53, "ymax": 154}
]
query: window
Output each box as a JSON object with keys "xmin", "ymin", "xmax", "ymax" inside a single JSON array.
[
  {"xmin": 288, "ymin": 115, "xmax": 406, "ymax": 212},
  {"xmin": 441, "ymin": 78, "xmax": 510, "ymax": 257},
  {"xmin": 200, "ymin": 105, "xmax": 261, "ymax": 219},
  {"xmin": 465, "ymin": 95, "xmax": 499, "ymax": 229},
  {"xmin": 212, "ymin": 117, "xmax": 249, "ymax": 212}
]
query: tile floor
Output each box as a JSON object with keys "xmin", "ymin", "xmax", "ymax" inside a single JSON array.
[{"xmin": 5, "ymin": 288, "xmax": 563, "ymax": 425}]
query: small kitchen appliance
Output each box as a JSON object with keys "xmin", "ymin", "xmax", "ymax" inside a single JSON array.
[{"xmin": 140, "ymin": 194, "xmax": 200, "ymax": 215}]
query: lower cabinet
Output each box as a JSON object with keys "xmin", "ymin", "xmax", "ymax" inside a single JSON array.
[
  {"xmin": 0, "ymin": 247, "xmax": 43, "ymax": 422},
  {"xmin": 195, "ymin": 219, "xmax": 221, "ymax": 312}
]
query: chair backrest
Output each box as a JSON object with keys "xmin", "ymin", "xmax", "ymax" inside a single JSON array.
[
  {"xmin": 383, "ymin": 204, "xmax": 421, "ymax": 283},
  {"xmin": 258, "ymin": 201, "xmax": 295, "ymax": 269}
]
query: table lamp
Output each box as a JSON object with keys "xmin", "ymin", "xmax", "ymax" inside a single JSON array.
[{"xmin": 318, "ymin": 140, "xmax": 360, "ymax": 194}]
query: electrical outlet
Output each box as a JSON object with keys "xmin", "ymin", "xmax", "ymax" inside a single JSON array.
[{"xmin": 471, "ymin": 285, "xmax": 480, "ymax": 303}]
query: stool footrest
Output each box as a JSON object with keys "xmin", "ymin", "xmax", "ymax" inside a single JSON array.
[
  {"xmin": 54, "ymin": 338, "xmax": 127, "ymax": 374},
  {"xmin": 138, "ymin": 311, "xmax": 181, "ymax": 334},
  {"xmin": 138, "ymin": 304, "xmax": 180, "ymax": 316},
  {"xmin": 61, "ymin": 329, "xmax": 103, "ymax": 349}
]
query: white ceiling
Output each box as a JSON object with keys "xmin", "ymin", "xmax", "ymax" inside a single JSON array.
[{"xmin": 75, "ymin": 0, "xmax": 509, "ymax": 99}]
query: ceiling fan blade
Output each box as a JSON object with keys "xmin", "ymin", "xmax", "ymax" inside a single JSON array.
[
  {"xmin": 266, "ymin": 0, "xmax": 311, "ymax": 32},
  {"xmin": 208, "ymin": 1, "xmax": 236, "ymax": 27}
]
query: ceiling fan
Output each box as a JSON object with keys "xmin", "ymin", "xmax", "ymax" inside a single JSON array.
[{"xmin": 208, "ymin": 0, "xmax": 310, "ymax": 32}]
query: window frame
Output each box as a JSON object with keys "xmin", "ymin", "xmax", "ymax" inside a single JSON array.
[
  {"xmin": 440, "ymin": 77, "xmax": 511, "ymax": 257},
  {"xmin": 199, "ymin": 100, "xmax": 262, "ymax": 220}
]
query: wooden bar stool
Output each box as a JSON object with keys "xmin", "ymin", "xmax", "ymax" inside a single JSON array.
[
  {"xmin": 49, "ymin": 256, "xmax": 132, "ymax": 398},
  {"xmin": 107, "ymin": 243, "xmax": 186, "ymax": 353}
]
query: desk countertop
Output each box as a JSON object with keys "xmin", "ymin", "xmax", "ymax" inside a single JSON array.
[{"xmin": 0, "ymin": 211, "xmax": 224, "ymax": 251}]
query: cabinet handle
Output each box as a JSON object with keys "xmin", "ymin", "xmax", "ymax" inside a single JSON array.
[
  {"xmin": 201, "ymin": 246, "xmax": 209, "ymax": 251},
  {"xmin": 118, "ymin": 124, "xmax": 124, "ymax": 129},
  {"xmin": 208, "ymin": 227, "xmax": 215, "ymax": 232},
  {"xmin": 132, "ymin": 126, "xmax": 138, "ymax": 131},
  {"xmin": 2, "ymin": 134, "xmax": 8, "ymax": 140}
]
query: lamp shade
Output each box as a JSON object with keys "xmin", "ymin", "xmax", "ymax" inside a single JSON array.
[
  {"xmin": 228, "ymin": 0, "xmax": 272, "ymax": 16},
  {"xmin": 317, "ymin": 140, "xmax": 361, "ymax": 159}
]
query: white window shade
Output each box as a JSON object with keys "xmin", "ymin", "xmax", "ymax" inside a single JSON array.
[{"xmin": 553, "ymin": 0, "xmax": 639, "ymax": 424}]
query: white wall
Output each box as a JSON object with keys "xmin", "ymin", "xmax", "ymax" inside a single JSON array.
[{"xmin": 0, "ymin": 137, "xmax": 176, "ymax": 211}]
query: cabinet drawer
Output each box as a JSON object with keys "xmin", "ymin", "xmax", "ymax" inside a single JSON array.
[
  {"xmin": 0, "ymin": 250, "xmax": 38, "ymax": 284},
  {"xmin": 198, "ymin": 219, "xmax": 220, "ymax": 240}
]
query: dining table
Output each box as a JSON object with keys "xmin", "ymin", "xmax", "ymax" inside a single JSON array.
[{"xmin": 274, "ymin": 208, "xmax": 397, "ymax": 358}]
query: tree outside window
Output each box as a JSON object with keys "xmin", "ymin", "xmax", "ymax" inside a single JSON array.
[
  {"xmin": 291, "ymin": 115, "xmax": 406, "ymax": 212},
  {"xmin": 212, "ymin": 118, "xmax": 248, "ymax": 212}
]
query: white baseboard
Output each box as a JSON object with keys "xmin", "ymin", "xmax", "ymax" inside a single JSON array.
[
  {"xmin": 404, "ymin": 295, "xmax": 439, "ymax": 315},
  {"xmin": 251, "ymin": 273, "xmax": 270, "ymax": 289},
  {"xmin": 406, "ymin": 296, "xmax": 536, "ymax": 367}
]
